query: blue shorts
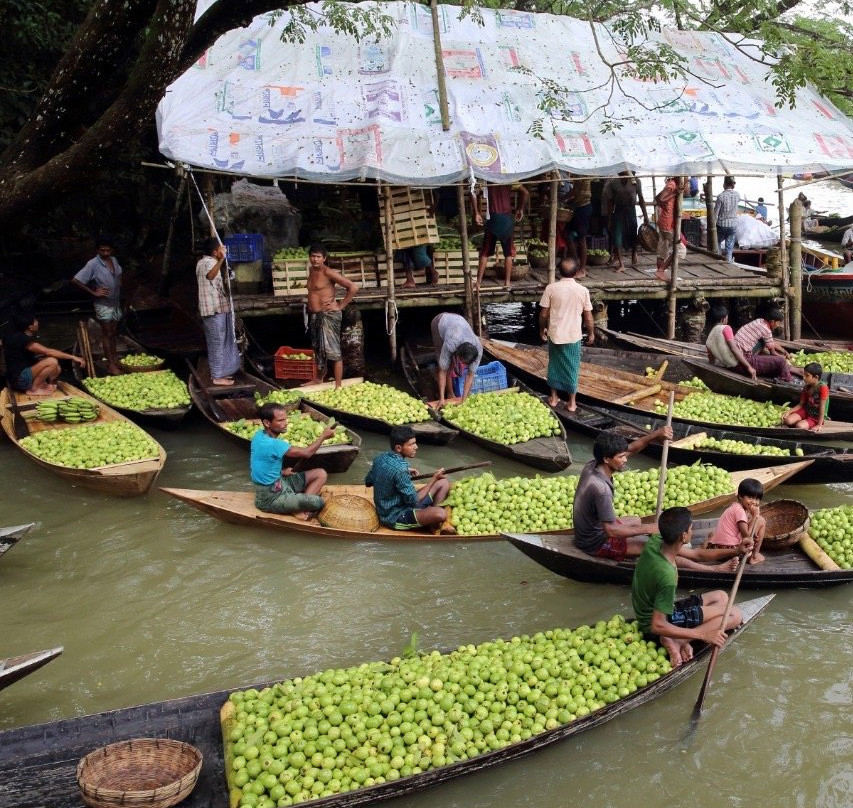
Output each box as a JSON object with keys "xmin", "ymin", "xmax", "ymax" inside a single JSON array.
[
  {"xmin": 668, "ymin": 593, "xmax": 704, "ymax": 629},
  {"xmin": 11, "ymin": 367, "xmax": 33, "ymax": 392},
  {"xmin": 392, "ymin": 494, "xmax": 433, "ymax": 531}
]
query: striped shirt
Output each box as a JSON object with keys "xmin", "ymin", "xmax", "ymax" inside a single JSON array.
[
  {"xmin": 365, "ymin": 451, "xmax": 419, "ymax": 527},
  {"xmin": 714, "ymin": 189, "xmax": 740, "ymax": 228},
  {"xmin": 196, "ymin": 256, "xmax": 230, "ymax": 317},
  {"xmin": 733, "ymin": 318, "xmax": 775, "ymax": 356}
]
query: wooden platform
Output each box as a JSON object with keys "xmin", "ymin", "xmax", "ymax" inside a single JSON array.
[{"xmin": 236, "ymin": 251, "xmax": 782, "ymax": 316}]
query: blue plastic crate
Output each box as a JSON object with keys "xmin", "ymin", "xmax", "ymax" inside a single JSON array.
[
  {"xmin": 452, "ymin": 360, "xmax": 508, "ymax": 397},
  {"xmin": 224, "ymin": 233, "xmax": 264, "ymax": 263}
]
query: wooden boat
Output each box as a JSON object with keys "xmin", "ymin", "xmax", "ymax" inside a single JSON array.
[
  {"xmin": 483, "ymin": 339, "xmax": 853, "ymax": 441},
  {"xmin": 299, "ymin": 378, "xmax": 459, "ymax": 446},
  {"xmin": 123, "ymin": 296, "xmax": 207, "ymax": 359},
  {"xmin": 551, "ymin": 401, "xmax": 853, "ymax": 483},
  {"xmin": 0, "ymin": 382, "xmax": 166, "ymax": 497},
  {"xmin": 0, "ymin": 522, "xmax": 34, "ymax": 561},
  {"xmin": 187, "ymin": 363, "xmax": 360, "ymax": 475},
  {"xmin": 0, "ymin": 599, "xmax": 772, "ymax": 808},
  {"xmin": 401, "ymin": 344, "xmax": 572, "ymax": 472},
  {"xmin": 507, "ymin": 518, "xmax": 852, "ymax": 589},
  {"xmin": 680, "ymin": 356, "xmax": 853, "ymax": 421},
  {"xmin": 802, "ymin": 263, "xmax": 853, "ymax": 340},
  {"xmin": 0, "ymin": 647, "xmax": 63, "ymax": 692},
  {"xmin": 599, "ymin": 326, "xmax": 853, "ymax": 359},
  {"xmin": 72, "ymin": 318, "xmax": 192, "ymax": 428},
  {"xmin": 161, "ymin": 456, "xmax": 808, "ymax": 541}
]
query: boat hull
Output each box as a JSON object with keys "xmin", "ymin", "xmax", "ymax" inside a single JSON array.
[
  {"xmin": 0, "ymin": 384, "xmax": 165, "ymax": 497},
  {"xmin": 0, "ymin": 601, "xmax": 771, "ymax": 808},
  {"xmin": 0, "ymin": 523, "xmax": 34, "ymax": 560},
  {"xmin": 507, "ymin": 522, "xmax": 851, "ymax": 589},
  {"xmin": 0, "ymin": 647, "xmax": 63, "ymax": 692}
]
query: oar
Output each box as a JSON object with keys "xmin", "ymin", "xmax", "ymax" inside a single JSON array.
[
  {"xmin": 184, "ymin": 358, "xmax": 226, "ymax": 421},
  {"xmin": 654, "ymin": 391, "xmax": 676, "ymax": 519},
  {"xmin": 684, "ymin": 517, "xmax": 758, "ymax": 741},
  {"xmin": 7, "ymin": 385, "xmax": 30, "ymax": 440},
  {"xmin": 410, "ymin": 461, "xmax": 492, "ymax": 481}
]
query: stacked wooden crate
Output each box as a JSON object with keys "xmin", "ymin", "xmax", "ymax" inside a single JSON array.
[
  {"xmin": 272, "ymin": 252, "xmax": 383, "ymax": 297},
  {"xmin": 378, "ymin": 187, "xmax": 439, "ymax": 251}
]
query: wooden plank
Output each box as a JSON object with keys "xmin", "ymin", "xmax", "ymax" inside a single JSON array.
[
  {"xmin": 670, "ymin": 431, "xmax": 708, "ymax": 448},
  {"xmin": 611, "ymin": 383, "xmax": 662, "ymax": 405}
]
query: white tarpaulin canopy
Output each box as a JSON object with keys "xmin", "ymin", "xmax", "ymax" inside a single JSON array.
[{"xmin": 156, "ymin": 1, "xmax": 853, "ymax": 185}]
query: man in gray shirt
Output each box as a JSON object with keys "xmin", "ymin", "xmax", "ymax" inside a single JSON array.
[
  {"xmin": 430, "ymin": 312, "xmax": 483, "ymax": 407},
  {"xmin": 573, "ymin": 428, "xmax": 671, "ymax": 559},
  {"xmin": 714, "ymin": 176, "xmax": 740, "ymax": 264}
]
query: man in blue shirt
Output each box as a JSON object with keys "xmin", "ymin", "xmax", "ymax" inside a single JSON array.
[
  {"xmin": 250, "ymin": 403, "xmax": 336, "ymax": 518},
  {"xmin": 365, "ymin": 425, "xmax": 454, "ymax": 532}
]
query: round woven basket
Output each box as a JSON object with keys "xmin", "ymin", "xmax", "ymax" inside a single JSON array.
[
  {"xmin": 490, "ymin": 262, "xmax": 530, "ymax": 281},
  {"xmin": 527, "ymin": 253, "xmax": 549, "ymax": 269},
  {"xmin": 637, "ymin": 223, "xmax": 659, "ymax": 253},
  {"xmin": 319, "ymin": 494, "xmax": 379, "ymax": 532},
  {"xmin": 761, "ymin": 499, "xmax": 810, "ymax": 550},
  {"xmin": 76, "ymin": 738, "xmax": 202, "ymax": 808},
  {"xmin": 586, "ymin": 254, "xmax": 610, "ymax": 266},
  {"xmin": 118, "ymin": 356, "xmax": 166, "ymax": 373}
]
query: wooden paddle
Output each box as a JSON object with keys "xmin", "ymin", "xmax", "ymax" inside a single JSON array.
[
  {"xmin": 654, "ymin": 391, "xmax": 676, "ymax": 519},
  {"xmin": 184, "ymin": 358, "xmax": 227, "ymax": 421},
  {"xmin": 77, "ymin": 320, "xmax": 96, "ymax": 378},
  {"xmin": 687, "ymin": 548, "xmax": 751, "ymax": 731},
  {"xmin": 7, "ymin": 385, "xmax": 30, "ymax": 440},
  {"xmin": 411, "ymin": 461, "xmax": 492, "ymax": 481}
]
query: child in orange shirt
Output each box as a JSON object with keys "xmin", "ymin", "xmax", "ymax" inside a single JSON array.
[{"xmin": 705, "ymin": 478, "xmax": 766, "ymax": 564}]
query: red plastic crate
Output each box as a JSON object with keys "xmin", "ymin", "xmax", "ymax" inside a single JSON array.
[{"xmin": 274, "ymin": 346, "xmax": 318, "ymax": 381}]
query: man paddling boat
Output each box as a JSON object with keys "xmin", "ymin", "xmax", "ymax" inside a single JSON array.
[
  {"xmin": 250, "ymin": 403, "xmax": 335, "ymax": 519},
  {"xmin": 573, "ymin": 430, "xmax": 739, "ymax": 570},
  {"xmin": 365, "ymin": 425, "xmax": 455, "ymax": 533},
  {"xmin": 632, "ymin": 506, "xmax": 744, "ymax": 667}
]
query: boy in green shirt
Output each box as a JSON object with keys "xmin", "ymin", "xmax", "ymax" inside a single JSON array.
[{"xmin": 631, "ymin": 507, "xmax": 745, "ymax": 668}]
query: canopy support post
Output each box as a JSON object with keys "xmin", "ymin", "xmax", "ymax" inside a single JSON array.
[
  {"xmin": 667, "ymin": 178, "xmax": 685, "ymax": 339},
  {"xmin": 548, "ymin": 173, "xmax": 558, "ymax": 283},
  {"xmin": 159, "ymin": 167, "xmax": 187, "ymax": 297},
  {"xmin": 705, "ymin": 175, "xmax": 717, "ymax": 254},
  {"xmin": 777, "ymin": 172, "xmax": 791, "ymax": 338},
  {"xmin": 458, "ymin": 182, "xmax": 475, "ymax": 328},
  {"xmin": 789, "ymin": 197, "xmax": 803, "ymax": 340},
  {"xmin": 380, "ymin": 182, "xmax": 398, "ymax": 363}
]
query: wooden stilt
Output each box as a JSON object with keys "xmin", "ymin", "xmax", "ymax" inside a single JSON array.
[
  {"xmin": 667, "ymin": 178, "xmax": 685, "ymax": 339},
  {"xmin": 548, "ymin": 173, "xmax": 558, "ymax": 283},
  {"xmin": 705, "ymin": 175, "xmax": 717, "ymax": 253},
  {"xmin": 458, "ymin": 183, "xmax": 475, "ymax": 329},
  {"xmin": 789, "ymin": 197, "xmax": 803, "ymax": 340},
  {"xmin": 777, "ymin": 173, "xmax": 791, "ymax": 339},
  {"xmin": 381, "ymin": 182, "xmax": 398, "ymax": 362}
]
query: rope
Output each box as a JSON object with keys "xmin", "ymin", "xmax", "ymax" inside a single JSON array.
[
  {"xmin": 385, "ymin": 299, "xmax": 399, "ymax": 335},
  {"xmin": 186, "ymin": 167, "xmax": 237, "ymax": 345}
]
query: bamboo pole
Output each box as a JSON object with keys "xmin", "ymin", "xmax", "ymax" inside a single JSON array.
[
  {"xmin": 430, "ymin": 0, "xmax": 451, "ymax": 131},
  {"xmin": 777, "ymin": 172, "xmax": 791, "ymax": 339},
  {"xmin": 458, "ymin": 183, "xmax": 475, "ymax": 328},
  {"xmin": 548, "ymin": 173, "xmax": 558, "ymax": 283},
  {"xmin": 705, "ymin": 175, "xmax": 717, "ymax": 253},
  {"xmin": 667, "ymin": 178, "xmax": 685, "ymax": 339},
  {"xmin": 159, "ymin": 169, "xmax": 187, "ymax": 296},
  {"xmin": 381, "ymin": 182, "xmax": 398, "ymax": 361},
  {"xmin": 203, "ymin": 174, "xmax": 216, "ymax": 237},
  {"xmin": 789, "ymin": 197, "xmax": 803, "ymax": 340}
]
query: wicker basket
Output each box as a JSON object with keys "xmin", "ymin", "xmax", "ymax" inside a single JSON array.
[
  {"xmin": 761, "ymin": 499, "xmax": 810, "ymax": 550},
  {"xmin": 118, "ymin": 355, "xmax": 166, "ymax": 373},
  {"xmin": 77, "ymin": 738, "xmax": 202, "ymax": 808},
  {"xmin": 318, "ymin": 494, "xmax": 379, "ymax": 532},
  {"xmin": 490, "ymin": 262, "xmax": 530, "ymax": 281},
  {"xmin": 586, "ymin": 254, "xmax": 610, "ymax": 266},
  {"xmin": 637, "ymin": 223, "xmax": 659, "ymax": 253}
]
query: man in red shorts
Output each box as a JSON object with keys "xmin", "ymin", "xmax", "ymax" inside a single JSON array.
[{"xmin": 573, "ymin": 430, "xmax": 738, "ymax": 570}]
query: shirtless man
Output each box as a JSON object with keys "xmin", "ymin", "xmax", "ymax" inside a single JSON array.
[{"xmin": 307, "ymin": 244, "xmax": 358, "ymax": 388}]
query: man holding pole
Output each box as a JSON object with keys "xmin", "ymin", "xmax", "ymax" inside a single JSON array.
[{"xmin": 654, "ymin": 176, "xmax": 688, "ymax": 281}]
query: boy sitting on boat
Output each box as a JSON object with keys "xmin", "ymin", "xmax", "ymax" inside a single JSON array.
[
  {"xmin": 632, "ymin": 507, "xmax": 744, "ymax": 668},
  {"xmin": 250, "ymin": 403, "xmax": 336, "ymax": 519},
  {"xmin": 782, "ymin": 362, "xmax": 828, "ymax": 434},
  {"xmin": 365, "ymin": 425, "xmax": 455, "ymax": 533},
  {"xmin": 573, "ymin": 430, "xmax": 739, "ymax": 571},
  {"xmin": 705, "ymin": 477, "xmax": 767, "ymax": 565}
]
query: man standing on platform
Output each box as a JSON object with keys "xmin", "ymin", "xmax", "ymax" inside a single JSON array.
[
  {"xmin": 654, "ymin": 176, "xmax": 688, "ymax": 281},
  {"xmin": 714, "ymin": 176, "xmax": 740, "ymax": 264},
  {"xmin": 567, "ymin": 176, "xmax": 593, "ymax": 276},
  {"xmin": 71, "ymin": 235, "xmax": 123, "ymax": 376},
  {"xmin": 602, "ymin": 172, "xmax": 640, "ymax": 272},
  {"xmin": 539, "ymin": 258, "xmax": 594, "ymax": 412},
  {"xmin": 307, "ymin": 243, "xmax": 358, "ymax": 388},
  {"xmin": 474, "ymin": 183, "xmax": 530, "ymax": 288}
]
